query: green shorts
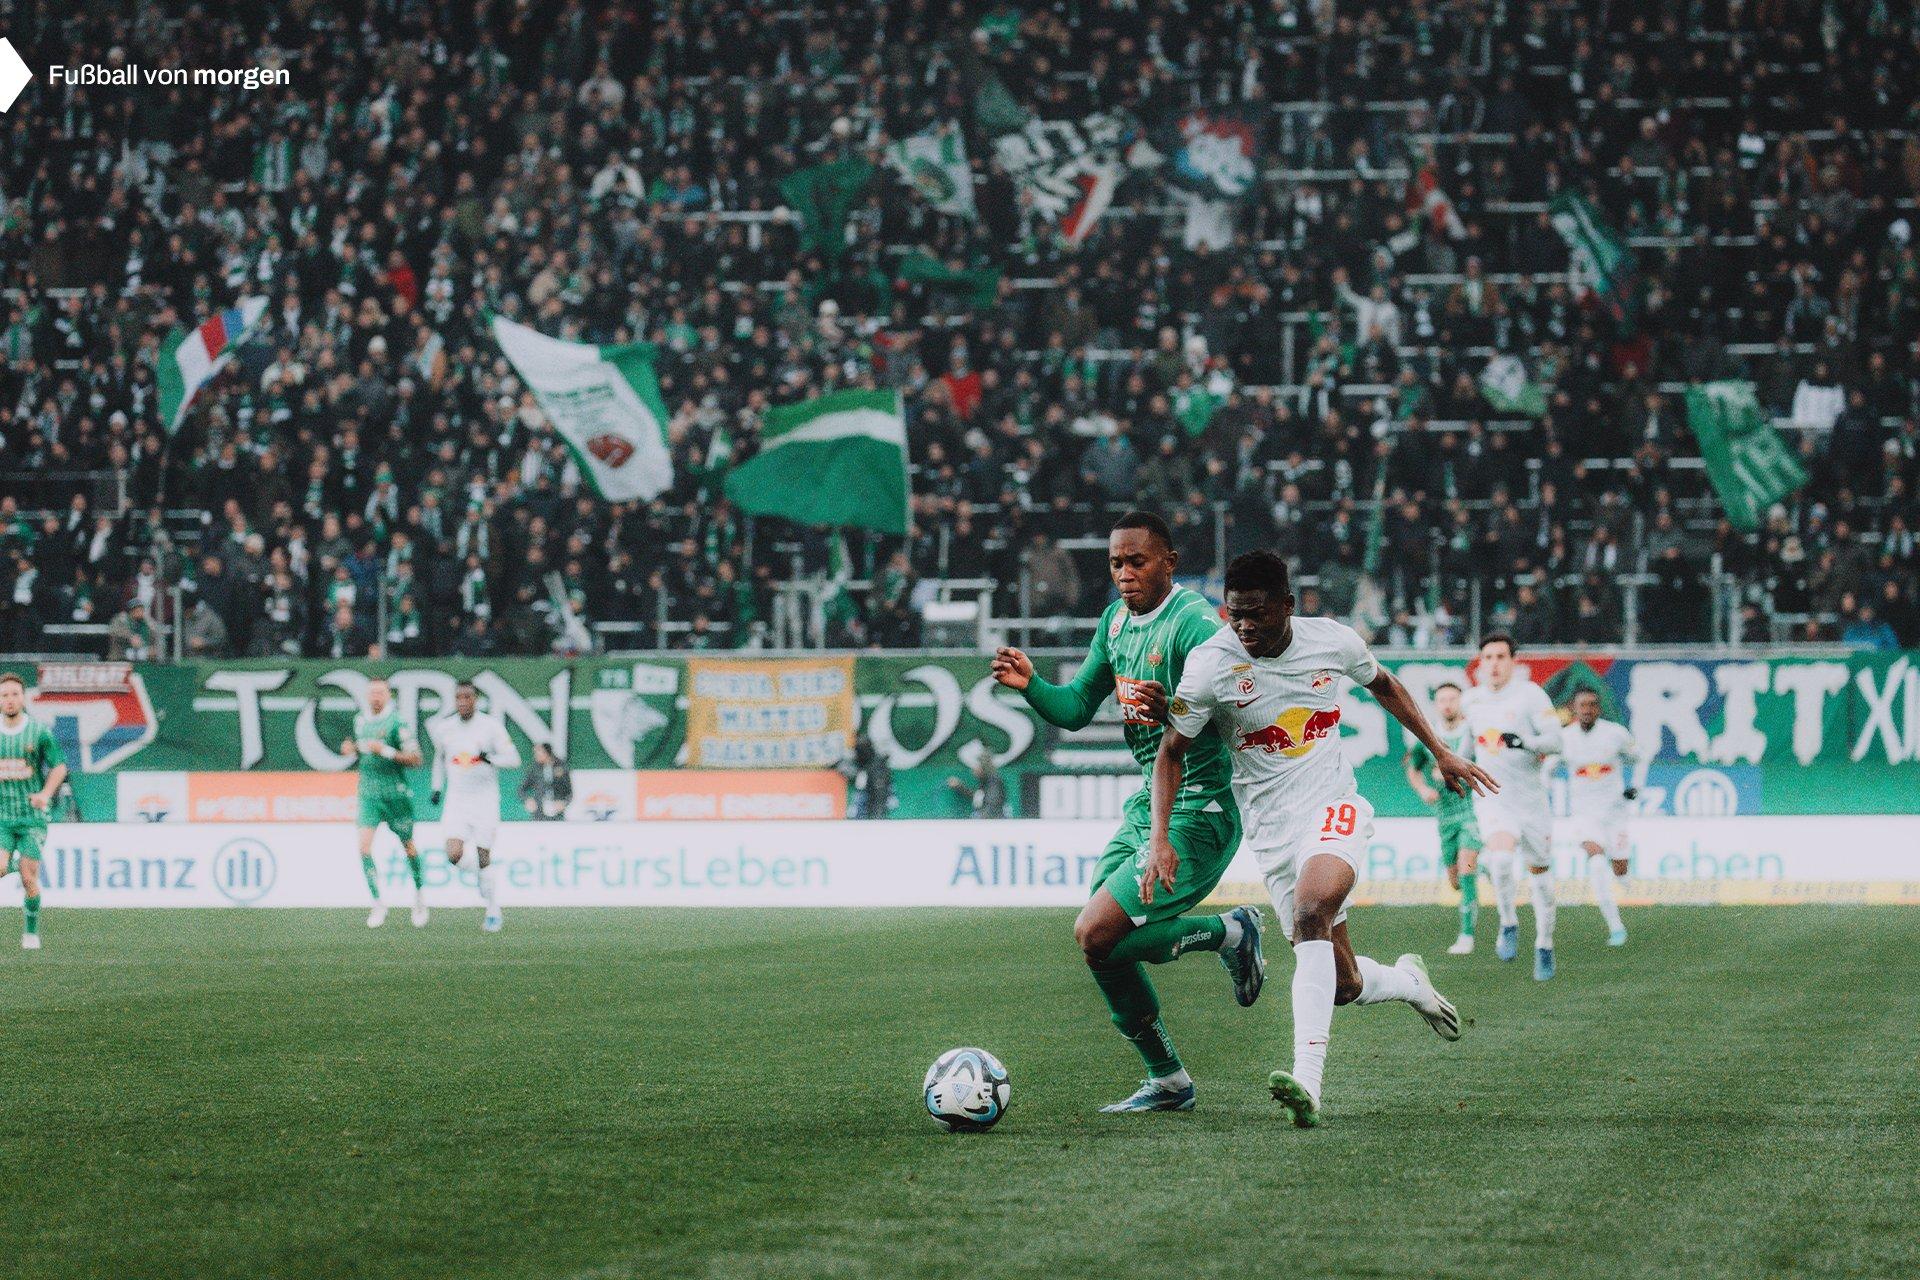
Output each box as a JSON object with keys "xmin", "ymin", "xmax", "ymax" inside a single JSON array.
[
  {"xmin": 358, "ymin": 792, "xmax": 416, "ymax": 843},
  {"xmin": 1094, "ymin": 806, "xmax": 1241, "ymax": 925},
  {"xmin": 1437, "ymin": 810, "xmax": 1481, "ymax": 867},
  {"xmin": 1, "ymin": 821, "xmax": 45, "ymax": 870}
]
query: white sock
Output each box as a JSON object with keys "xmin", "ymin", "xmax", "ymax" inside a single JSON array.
[
  {"xmin": 480, "ymin": 862, "xmax": 498, "ymax": 911},
  {"xmin": 1290, "ymin": 940, "xmax": 1336, "ymax": 1104},
  {"xmin": 1220, "ymin": 913, "xmax": 1243, "ymax": 947},
  {"xmin": 1588, "ymin": 855, "xmax": 1623, "ymax": 932},
  {"xmin": 1530, "ymin": 872, "xmax": 1557, "ymax": 949},
  {"xmin": 1150, "ymin": 1067, "xmax": 1193, "ymax": 1090},
  {"xmin": 1488, "ymin": 851, "xmax": 1520, "ymax": 927},
  {"xmin": 1352, "ymin": 954, "xmax": 1421, "ymax": 1006}
]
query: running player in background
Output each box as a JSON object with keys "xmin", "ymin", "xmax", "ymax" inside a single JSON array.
[
  {"xmin": 1152, "ymin": 552, "xmax": 1496, "ymax": 1128},
  {"xmin": 992, "ymin": 511, "xmax": 1265, "ymax": 1114},
  {"xmin": 1553, "ymin": 689, "xmax": 1639, "ymax": 947},
  {"xmin": 342, "ymin": 676, "xmax": 426, "ymax": 929},
  {"xmin": 0, "ymin": 672, "xmax": 66, "ymax": 950},
  {"xmin": 429, "ymin": 679, "xmax": 521, "ymax": 933},
  {"xmin": 1460, "ymin": 634, "xmax": 1563, "ymax": 980},
  {"xmin": 1404, "ymin": 681, "xmax": 1483, "ymax": 955}
]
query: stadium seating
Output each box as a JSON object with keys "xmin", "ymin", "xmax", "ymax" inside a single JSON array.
[{"xmin": 1, "ymin": 0, "xmax": 1915, "ymax": 658}]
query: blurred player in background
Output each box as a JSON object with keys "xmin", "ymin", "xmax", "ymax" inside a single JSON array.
[
  {"xmin": 342, "ymin": 676, "xmax": 425, "ymax": 929},
  {"xmin": 0, "ymin": 672, "xmax": 66, "ymax": 950},
  {"xmin": 1461, "ymin": 635, "xmax": 1563, "ymax": 980},
  {"xmin": 1405, "ymin": 682, "xmax": 1483, "ymax": 955},
  {"xmin": 1152, "ymin": 552, "xmax": 1492, "ymax": 1128},
  {"xmin": 430, "ymin": 679, "xmax": 520, "ymax": 932},
  {"xmin": 1554, "ymin": 689, "xmax": 1639, "ymax": 947},
  {"xmin": 992, "ymin": 511, "xmax": 1264, "ymax": 1114}
]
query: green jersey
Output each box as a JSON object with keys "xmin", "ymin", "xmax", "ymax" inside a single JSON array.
[
  {"xmin": 0, "ymin": 714, "xmax": 63, "ymax": 827},
  {"xmin": 1408, "ymin": 720, "xmax": 1475, "ymax": 818},
  {"xmin": 1022, "ymin": 586, "xmax": 1236, "ymax": 820},
  {"xmin": 352, "ymin": 709, "xmax": 416, "ymax": 801}
]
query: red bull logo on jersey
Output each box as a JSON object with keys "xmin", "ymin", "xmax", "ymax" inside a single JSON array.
[
  {"xmin": 29, "ymin": 662, "xmax": 157, "ymax": 773},
  {"xmin": 1311, "ymin": 670, "xmax": 1336, "ymax": 691},
  {"xmin": 1237, "ymin": 705, "xmax": 1342, "ymax": 758},
  {"xmin": 1574, "ymin": 762, "xmax": 1616, "ymax": 778}
]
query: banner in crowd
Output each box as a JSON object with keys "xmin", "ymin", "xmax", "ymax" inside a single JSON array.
[
  {"xmin": 1685, "ymin": 380, "xmax": 1810, "ymax": 530},
  {"xmin": 8, "ymin": 818, "xmax": 1919, "ymax": 908},
  {"xmin": 24, "ymin": 653, "xmax": 1920, "ymax": 822},
  {"xmin": 1549, "ymin": 191, "xmax": 1632, "ymax": 302},
  {"xmin": 992, "ymin": 112, "xmax": 1135, "ymax": 245},
  {"xmin": 886, "ymin": 122, "xmax": 977, "ymax": 218},
  {"xmin": 490, "ymin": 315, "xmax": 673, "ymax": 501},
  {"xmin": 778, "ymin": 157, "xmax": 874, "ymax": 258},
  {"xmin": 1157, "ymin": 108, "xmax": 1261, "ymax": 201}
]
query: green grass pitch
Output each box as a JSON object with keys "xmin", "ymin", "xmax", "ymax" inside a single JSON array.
[{"xmin": 1, "ymin": 905, "xmax": 1915, "ymax": 1280}]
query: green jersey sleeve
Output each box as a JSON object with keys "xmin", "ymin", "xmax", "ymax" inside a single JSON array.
[
  {"xmin": 1406, "ymin": 741, "xmax": 1434, "ymax": 774},
  {"xmin": 1021, "ymin": 604, "xmax": 1118, "ymax": 731},
  {"xmin": 36, "ymin": 723, "xmax": 64, "ymax": 776}
]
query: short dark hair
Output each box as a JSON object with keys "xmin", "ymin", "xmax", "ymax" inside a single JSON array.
[
  {"xmin": 1224, "ymin": 550, "xmax": 1292, "ymax": 599},
  {"xmin": 455, "ymin": 678, "xmax": 477, "ymax": 692},
  {"xmin": 1433, "ymin": 681, "xmax": 1462, "ymax": 695},
  {"xmin": 1111, "ymin": 510, "xmax": 1174, "ymax": 552},
  {"xmin": 1573, "ymin": 688, "xmax": 1601, "ymax": 703},
  {"xmin": 0, "ymin": 672, "xmax": 23, "ymax": 692},
  {"xmin": 1478, "ymin": 631, "xmax": 1516, "ymax": 655}
]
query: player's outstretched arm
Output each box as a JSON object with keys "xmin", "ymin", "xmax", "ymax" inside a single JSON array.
[
  {"xmin": 1368, "ymin": 669, "xmax": 1497, "ymax": 798},
  {"xmin": 1141, "ymin": 727, "xmax": 1193, "ymax": 906},
  {"xmin": 993, "ymin": 638, "xmax": 1115, "ymax": 732}
]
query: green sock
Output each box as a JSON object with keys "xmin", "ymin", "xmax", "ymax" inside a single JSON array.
[
  {"xmin": 1107, "ymin": 915, "xmax": 1227, "ymax": 965},
  {"xmin": 22, "ymin": 895, "xmax": 39, "ymax": 937},
  {"xmin": 1459, "ymin": 871, "xmax": 1478, "ymax": 937},
  {"xmin": 1091, "ymin": 960, "xmax": 1182, "ymax": 1077},
  {"xmin": 361, "ymin": 855, "xmax": 380, "ymax": 900},
  {"xmin": 405, "ymin": 852, "xmax": 424, "ymax": 890}
]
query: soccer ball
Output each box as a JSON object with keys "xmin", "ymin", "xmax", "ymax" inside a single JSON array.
[{"xmin": 923, "ymin": 1047, "xmax": 1010, "ymax": 1132}]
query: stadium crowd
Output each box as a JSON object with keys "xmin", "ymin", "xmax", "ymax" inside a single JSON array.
[{"xmin": 2, "ymin": 0, "xmax": 1918, "ymax": 658}]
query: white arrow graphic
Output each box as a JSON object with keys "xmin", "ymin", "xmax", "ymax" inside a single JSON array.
[{"xmin": 0, "ymin": 40, "xmax": 31, "ymax": 113}]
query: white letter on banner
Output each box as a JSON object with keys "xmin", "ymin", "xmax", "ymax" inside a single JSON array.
[
  {"xmin": 1627, "ymin": 662, "xmax": 1710, "ymax": 760},
  {"xmin": 866, "ymin": 664, "xmax": 961, "ymax": 769},
  {"xmin": 959, "ymin": 676, "xmax": 1035, "ymax": 769},
  {"xmin": 1851, "ymin": 657, "xmax": 1910, "ymax": 763},
  {"xmin": 297, "ymin": 669, "xmax": 367, "ymax": 769},
  {"xmin": 1771, "ymin": 662, "xmax": 1848, "ymax": 764},
  {"xmin": 1709, "ymin": 663, "xmax": 1769, "ymax": 763},
  {"xmin": 476, "ymin": 668, "xmax": 569, "ymax": 759},
  {"xmin": 205, "ymin": 668, "xmax": 291, "ymax": 769}
]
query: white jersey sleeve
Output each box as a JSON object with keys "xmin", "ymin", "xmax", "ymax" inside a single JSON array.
[
  {"xmin": 1168, "ymin": 637, "xmax": 1226, "ymax": 739},
  {"xmin": 429, "ymin": 717, "xmax": 449, "ymax": 792},
  {"xmin": 487, "ymin": 715, "xmax": 522, "ymax": 769},
  {"xmin": 1334, "ymin": 623, "xmax": 1380, "ymax": 687},
  {"xmin": 1518, "ymin": 684, "xmax": 1563, "ymax": 756}
]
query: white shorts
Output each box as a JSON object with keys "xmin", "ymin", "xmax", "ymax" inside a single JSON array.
[
  {"xmin": 1244, "ymin": 792, "xmax": 1374, "ymax": 942},
  {"xmin": 1566, "ymin": 812, "xmax": 1628, "ymax": 858},
  {"xmin": 442, "ymin": 805, "xmax": 499, "ymax": 851},
  {"xmin": 1474, "ymin": 795, "xmax": 1553, "ymax": 870}
]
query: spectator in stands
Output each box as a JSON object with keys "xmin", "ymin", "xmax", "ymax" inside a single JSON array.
[
  {"xmin": 520, "ymin": 743, "xmax": 572, "ymax": 821},
  {"xmin": 107, "ymin": 600, "xmax": 156, "ymax": 661}
]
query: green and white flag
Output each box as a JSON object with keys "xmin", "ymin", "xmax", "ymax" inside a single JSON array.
[
  {"xmin": 1479, "ymin": 354, "xmax": 1549, "ymax": 418},
  {"xmin": 1549, "ymin": 191, "xmax": 1631, "ymax": 299},
  {"xmin": 886, "ymin": 123, "xmax": 977, "ymax": 219},
  {"xmin": 725, "ymin": 389, "xmax": 909, "ymax": 535},
  {"xmin": 1685, "ymin": 380, "xmax": 1808, "ymax": 531},
  {"xmin": 490, "ymin": 315, "xmax": 672, "ymax": 502}
]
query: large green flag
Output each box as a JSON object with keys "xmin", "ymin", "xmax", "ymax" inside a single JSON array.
[
  {"xmin": 779, "ymin": 159, "xmax": 875, "ymax": 259},
  {"xmin": 886, "ymin": 124, "xmax": 977, "ymax": 219},
  {"xmin": 725, "ymin": 389, "xmax": 909, "ymax": 535},
  {"xmin": 1685, "ymin": 380, "xmax": 1808, "ymax": 530}
]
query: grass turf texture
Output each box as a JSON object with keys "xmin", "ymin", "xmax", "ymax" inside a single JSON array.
[{"xmin": 1, "ymin": 907, "xmax": 1914, "ymax": 1280}]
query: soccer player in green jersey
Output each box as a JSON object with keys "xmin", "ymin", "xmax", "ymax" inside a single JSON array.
[
  {"xmin": 0, "ymin": 672, "xmax": 66, "ymax": 951},
  {"xmin": 340, "ymin": 677, "xmax": 426, "ymax": 928},
  {"xmin": 1404, "ymin": 681, "xmax": 1484, "ymax": 955},
  {"xmin": 991, "ymin": 512, "xmax": 1265, "ymax": 1113}
]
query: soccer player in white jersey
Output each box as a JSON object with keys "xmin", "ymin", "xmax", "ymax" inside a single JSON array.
[
  {"xmin": 429, "ymin": 680, "xmax": 520, "ymax": 932},
  {"xmin": 1554, "ymin": 688, "xmax": 1639, "ymax": 947},
  {"xmin": 1148, "ymin": 552, "xmax": 1497, "ymax": 1128},
  {"xmin": 1459, "ymin": 633, "xmax": 1563, "ymax": 980}
]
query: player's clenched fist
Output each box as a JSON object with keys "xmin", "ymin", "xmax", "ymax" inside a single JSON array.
[{"xmin": 991, "ymin": 647, "xmax": 1034, "ymax": 690}]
